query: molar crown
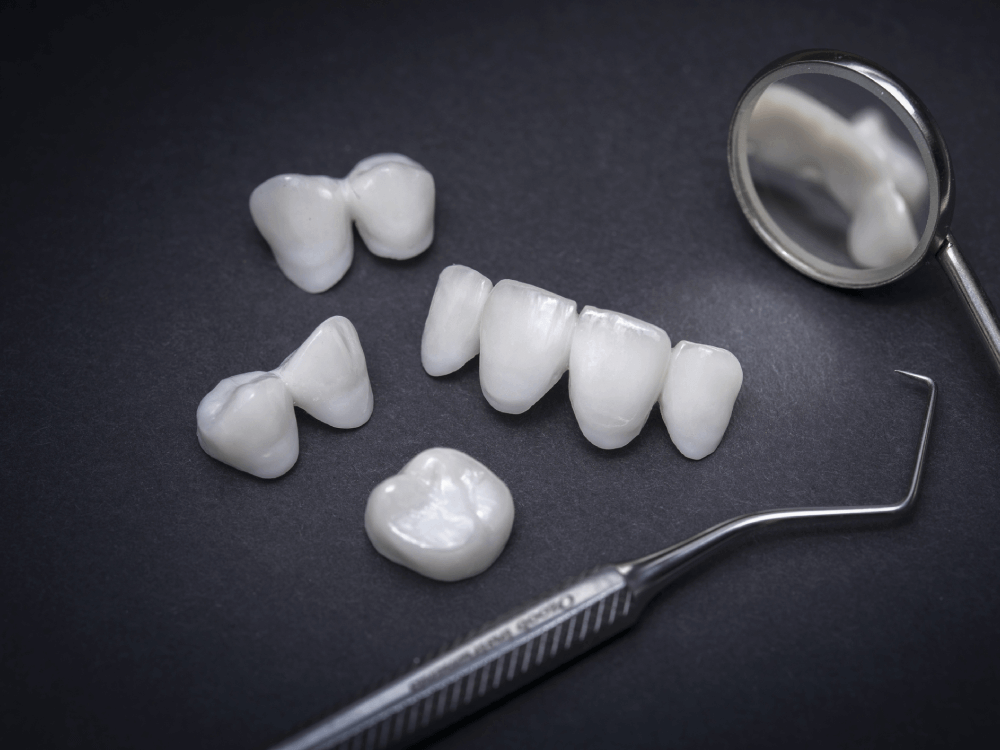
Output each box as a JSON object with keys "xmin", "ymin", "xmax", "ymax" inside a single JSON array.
[
  {"xmin": 195, "ymin": 316, "xmax": 373, "ymax": 478},
  {"xmin": 365, "ymin": 448, "xmax": 515, "ymax": 582},
  {"xmin": 250, "ymin": 153, "xmax": 435, "ymax": 293}
]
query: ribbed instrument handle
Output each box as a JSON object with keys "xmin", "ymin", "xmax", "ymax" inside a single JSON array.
[{"xmin": 271, "ymin": 566, "xmax": 640, "ymax": 750}]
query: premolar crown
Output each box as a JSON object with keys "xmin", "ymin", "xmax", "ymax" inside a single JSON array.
[
  {"xmin": 275, "ymin": 316, "xmax": 374, "ymax": 429},
  {"xmin": 196, "ymin": 316, "xmax": 373, "ymax": 477},
  {"xmin": 365, "ymin": 448, "xmax": 514, "ymax": 582},
  {"xmin": 250, "ymin": 153, "xmax": 435, "ymax": 293},
  {"xmin": 196, "ymin": 372, "xmax": 299, "ymax": 479}
]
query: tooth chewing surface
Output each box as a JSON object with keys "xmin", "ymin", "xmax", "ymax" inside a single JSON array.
[{"xmin": 365, "ymin": 448, "xmax": 514, "ymax": 581}]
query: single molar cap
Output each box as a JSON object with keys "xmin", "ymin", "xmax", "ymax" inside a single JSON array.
[
  {"xmin": 365, "ymin": 448, "xmax": 515, "ymax": 582},
  {"xmin": 250, "ymin": 153, "xmax": 435, "ymax": 293}
]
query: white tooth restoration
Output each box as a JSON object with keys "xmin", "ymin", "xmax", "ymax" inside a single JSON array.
[
  {"xmin": 747, "ymin": 83, "xmax": 923, "ymax": 269},
  {"xmin": 365, "ymin": 448, "xmax": 514, "ymax": 581},
  {"xmin": 196, "ymin": 316, "xmax": 372, "ymax": 477},
  {"xmin": 421, "ymin": 265, "xmax": 494, "ymax": 376},
  {"xmin": 249, "ymin": 175, "xmax": 354, "ymax": 293},
  {"xmin": 275, "ymin": 316, "xmax": 374, "ymax": 429},
  {"xmin": 659, "ymin": 341, "xmax": 743, "ymax": 460},
  {"xmin": 346, "ymin": 153, "xmax": 436, "ymax": 260},
  {"xmin": 250, "ymin": 153, "xmax": 435, "ymax": 293},
  {"xmin": 568, "ymin": 307, "xmax": 672, "ymax": 449},
  {"xmin": 422, "ymin": 267, "xmax": 743, "ymax": 458},
  {"xmin": 196, "ymin": 372, "xmax": 299, "ymax": 479},
  {"xmin": 478, "ymin": 280, "xmax": 578, "ymax": 414}
]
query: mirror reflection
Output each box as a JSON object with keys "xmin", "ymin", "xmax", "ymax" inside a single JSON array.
[{"xmin": 746, "ymin": 74, "xmax": 929, "ymax": 270}]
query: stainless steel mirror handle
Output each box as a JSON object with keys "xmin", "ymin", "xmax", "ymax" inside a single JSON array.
[{"xmin": 937, "ymin": 236, "xmax": 1000, "ymax": 377}]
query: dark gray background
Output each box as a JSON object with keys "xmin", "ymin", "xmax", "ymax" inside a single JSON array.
[{"xmin": 2, "ymin": 1, "xmax": 998, "ymax": 748}]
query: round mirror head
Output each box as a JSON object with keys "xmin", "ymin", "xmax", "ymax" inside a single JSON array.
[{"xmin": 728, "ymin": 50, "xmax": 953, "ymax": 289}]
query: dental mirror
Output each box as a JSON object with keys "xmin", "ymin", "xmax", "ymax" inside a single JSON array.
[{"xmin": 728, "ymin": 49, "xmax": 1000, "ymax": 376}]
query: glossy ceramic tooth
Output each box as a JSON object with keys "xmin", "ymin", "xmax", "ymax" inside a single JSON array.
[
  {"xmin": 568, "ymin": 306, "xmax": 672, "ymax": 450},
  {"xmin": 749, "ymin": 83, "xmax": 884, "ymax": 213},
  {"xmin": 421, "ymin": 265, "xmax": 493, "ymax": 377},
  {"xmin": 659, "ymin": 341, "xmax": 743, "ymax": 460},
  {"xmin": 274, "ymin": 316, "xmax": 373, "ymax": 429},
  {"xmin": 478, "ymin": 280, "xmax": 578, "ymax": 414},
  {"xmin": 848, "ymin": 181, "xmax": 919, "ymax": 268},
  {"xmin": 346, "ymin": 153, "xmax": 435, "ymax": 260},
  {"xmin": 364, "ymin": 448, "xmax": 514, "ymax": 582},
  {"xmin": 196, "ymin": 372, "xmax": 298, "ymax": 478},
  {"xmin": 849, "ymin": 108, "xmax": 928, "ymax": 214},
  {"xmin": 249, "ymin": 174, "xmax": 353, "ymax": 293}
]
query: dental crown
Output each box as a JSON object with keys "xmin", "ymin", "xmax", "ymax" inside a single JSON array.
[
  {"xmin": 250, "ymin": 153, "xmax": 435, "ymax": 293},
  {"xmin": 421, "ymin": 265, "xmax": 743, "ymax": 459},
  {"xmin": 196, "ymin": 316, "xmax": 373, "ymax": 478}
]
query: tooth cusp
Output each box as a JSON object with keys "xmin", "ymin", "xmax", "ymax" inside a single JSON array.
[
  {"xmin": 196, "ymin": 316, "xmax": 373, "ymax": 477},
  {"xmin": 196, "ymin": 371, "xmax": 299, "ymax": 478},
  {"xmin": 249, "ymin": 174, "xmax": 354, "ymax": 293},
  {"xmin": 274, "ymin": 316, "xmax": 374, "ymax": 429},
  {"xmin": 251, "ymin": 153, "xmax": 435, "ymax": 292},
  {"xmin": 659, "ymin": 341, "xmax": 743, "ymax": 460},
  {"xmin": 478, "ymin": 280, "xmax": 578, "ymax": 414},
  {"xmin": 847, "ymin": 181, "xmax": 918, "ymax": 268},
  {"xmin": 365, "ymin": 448, "xmax": 514, "ymax": 581},
  {"xmin": 569, "ymin": 306, "xmax": 672, "ymax": 450},
  {"xmin": 421, "ymin": 265, "xmax": 494, "ymax": 376}
]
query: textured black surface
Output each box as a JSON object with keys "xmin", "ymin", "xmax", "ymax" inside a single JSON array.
[{"xmin": 2, "ymin": 1, "xmax": 998, "ymax": 748}]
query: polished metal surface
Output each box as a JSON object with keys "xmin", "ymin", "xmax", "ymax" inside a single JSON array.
[
  {"xmin": 728, "ymin": 49, "xmax": 999, "ymax": 376},
  {"xmin": 269, "ymin": 372, "xmax": 936, "ymax": 750},
  {"xmin": 728, "ymin": 49, "xmax": 953, "ymax": 289},
  {"xmin": 938, "ymin": 237, "xmax": 1000, "ymax": 376}
]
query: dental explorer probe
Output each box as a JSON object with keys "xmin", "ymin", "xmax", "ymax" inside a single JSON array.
[{"xmin": 270, "ymin": 371, "xmax": 936, "ymax": 750}]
